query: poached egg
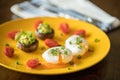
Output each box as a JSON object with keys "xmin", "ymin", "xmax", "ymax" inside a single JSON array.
[
  {"xmin": 42, "ymin": 46, "xmax": 73, "ymax": 64},
  {"xmin": 65, "ymin": 35, "xmax": 88, "ymax": 56}
]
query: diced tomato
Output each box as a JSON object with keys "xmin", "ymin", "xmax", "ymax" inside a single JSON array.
[
  {"xmin": 4, "ymin": 46, "xmax": 14, "ymax": 57},
  {"xmin": 34, "ymin": 20, "xmax": 43, "ymax": 30},
  {"xmin": 45, "ymin": 39, "xmax": 59, "ymax": 47},
  {"xmin": 73, "ymin": 29, "xmax": 86, "ymax": 37},
  {"xmin": 60, "ymin": 23, "xmax": 70, "ymax": 34},
  {"xmin": 7, "ymin": 31, "xmax": 19, "ymax": 39},
  {"xmin": 27, "ymin": 59, "xmax": 39, "ymax": 68}
]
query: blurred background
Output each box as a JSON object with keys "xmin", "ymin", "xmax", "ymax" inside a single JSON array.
[
  {"xmin": 0, "ymin": 0, "xmax": 120, "ymax": 32},
  {"xmin": 0, "ymin": 0, "xmax": 24, "ymax": 23},
  {"xmin": 0, "ymin": 0, "xmax": 120, "ymax": 22}
]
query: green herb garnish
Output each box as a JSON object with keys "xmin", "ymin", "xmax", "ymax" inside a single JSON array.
[
  {"xmin": 77, "ymin": 55, "xmax": 81, "ymax": 59},
  {"xmin": 51, "ymin": 48, "xmax": 58, "ymax": 56},
  {"xmin": 94, "ymin": 38, "xmax": 100, "ymax": 43},
  {"xmin": 68, "ymin": 67, "xmax": 72, "ymax": 70},
  {"xmin": 64, "ymin": 50, "xmax": 68, "ymax": 55},
  {"xmin": 38, "ymin": 23, "xmax": 52, "ymax": 34},
  {"xmin": 78, "ymin": 45, "xmax": 82, "ymax": 49},
  {"xmin": 69, "ymin": 41, "xmax": 72, "ymax": 44},
  {"xmin": 5, "ymin": 43, "xmax": 9, "ymax": 46},
  {"xmin": 15, "ymin": 61, "xmax": 20, "ymax": 65},
  {"xmin": 41, "ymin": 46, "xmax": 45, "ymax": 50},
  {"xmin": 17, "ymin": 31, "xmax": 36, "ymax": 46},
  {"xmin": 76, "ymin": 37, "xmax": 82, "ymax": 44}
]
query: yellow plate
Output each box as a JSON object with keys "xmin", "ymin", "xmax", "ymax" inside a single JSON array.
[{"xmin": 0, "ymin": 17, "xmax": 110, "ymax": 75}]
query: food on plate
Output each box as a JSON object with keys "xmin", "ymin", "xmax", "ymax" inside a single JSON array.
[
  {"xmin": 7, "ymin": 30, "xmax": 20, "ymax": 39},
  {"xmin": 65, "ymin": 35, "xmax": 88, "ymax": 56},
  {"xmin": 35, "ymin": 22, "xmax": 54, "ymax": 40},
  {"xmin": 59, "ymin": 22, "xmax": 70, "ymax": 34},
  {"xmin": 45, "ymin": 39, "xmax": 59, "ymax": 48},
  {"xmin": 34, "ymin": 20, "xmax": 43, "ymax": 30},
  {"xmin": 73, "ymin": 29, "xmax": 86, "ymax": 37},
  {"xmin": 26, "ymin": 59, "xmax": 40, "ymax": 68},
  {"xmin": 4, "ymin": 19, "xmax": 91, "ymax": 70},
  {"xmin": 4, "ymin": 44, "xmax": 14, "ymax": 57},
  {"xmin": 15, "ymin": 31, "xmax": 38, "ymax": 52},
  {"xmin": 42, "ymin": 46, "xmax": 73, "ymax": 64}
]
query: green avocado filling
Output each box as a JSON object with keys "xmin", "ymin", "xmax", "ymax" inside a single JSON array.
[
  {"xmin": 15, "ymin": 31, "xmax": 36, "ymax": 46},
  {"xmin": 37, "ymin": 23, "xmax": 52, "ymax": 34}
]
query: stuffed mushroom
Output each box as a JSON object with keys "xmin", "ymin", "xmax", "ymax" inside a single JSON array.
[
  {"xmin": 15, "ymin": 31, "xmax": 38, "ymax": 52},
  {"xmin": 35, "ymin": 22, "xmax": 54, "ymax": 40}
]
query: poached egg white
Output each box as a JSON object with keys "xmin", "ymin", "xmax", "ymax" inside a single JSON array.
[
  {"xmin": 65, "ymin": 35, "xmax": 88, "ymax": 56},
  {"xmin": 42, "ymin": 46, "xmax": 73, "ymax": 64}
]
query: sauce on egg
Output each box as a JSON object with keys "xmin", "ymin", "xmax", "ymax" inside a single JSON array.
[
  {"xmin": 42, "ymin": 47, "xmax": 73, "ymax": 65},
  {"xmin": 40, "ymin": 55, "xmax": 84, "ymax": 69}
]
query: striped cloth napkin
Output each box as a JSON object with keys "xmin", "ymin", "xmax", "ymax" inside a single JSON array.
[{"xmin": 10, "ymin": 0, "xmax": 120, "ymax": 32}]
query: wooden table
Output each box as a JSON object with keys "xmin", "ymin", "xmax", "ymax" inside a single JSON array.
[{"xmin": 0, "ymin": 0, "xmax": 120, "ymax": 80}]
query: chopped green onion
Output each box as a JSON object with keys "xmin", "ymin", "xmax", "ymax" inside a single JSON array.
[
  {"xmin": 41, "ymin": 46, "xmax": 45, "ymax": 50},
  {"xmin": 15, "ymin": 61, "xmax": 20, "ymax": 65},
  {"xmin": 76, "ymin": 37, "xmax": 82, "ymax": 44},
  {"xmin": 78, "ymin": 45, "xmax": 82, "ymax": 49},
  {"xmin": 94, "ymin": 38, "xmax": 100, "ymax": 43},
  {"xmin": 30, "ymin": 33, "xmax": 32, "ymax": 37},
  {"xmin": 68, "ymin": 67, "xmax": 72, "ymax": 70},
  {"xmin": 38, "ymin": 23, "xmax": 52, "ymax": 34},
  {"xmin": 64, "ymin": 50, "xmax": 68, "ymax": 55},
  {"xmin": 5, "ymin": 43, "xmax": 9, "ymax": 46},
  {"xmin": 69, "ymin": 41, "xmax": 72, "ymax": 44},
  {"xmin": 77, "ymin": 55, "xmax": 81, "ymax": 59},
  {"xmin": 51, "ymin": 48, "xmax": 58, "ymax": 56}
]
